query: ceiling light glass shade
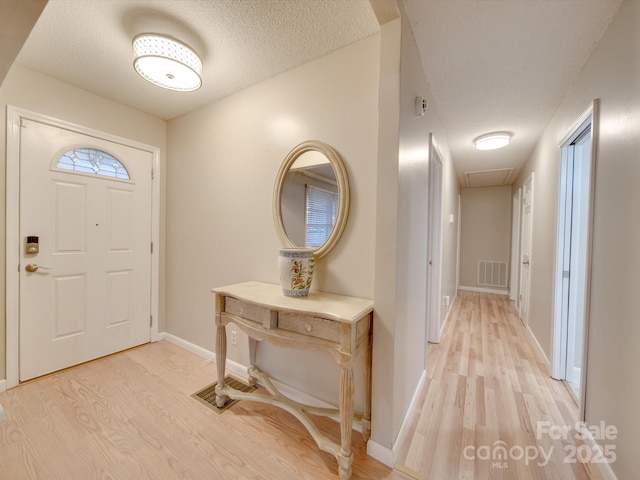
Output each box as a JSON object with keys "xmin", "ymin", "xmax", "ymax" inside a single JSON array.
[
  {"xmin": 474, "ymin": 132, "xmax": 511, "ymax": 150},
  {"xmin": 133, "ymin": 34, "xmax": 202, "ymax": 91}
]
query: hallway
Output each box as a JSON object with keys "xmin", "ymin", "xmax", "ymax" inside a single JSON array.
[{"xmin": 396, "ymin": 291, "xmax": 604, "ymax": 480}]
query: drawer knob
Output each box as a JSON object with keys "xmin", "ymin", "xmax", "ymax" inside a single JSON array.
[{"xmin": 305, "ymin": 323, "xmax": 313, "ymax": 333}]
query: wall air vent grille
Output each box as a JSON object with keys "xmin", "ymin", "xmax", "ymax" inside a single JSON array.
[{"xmin": 477, "ymin": 261, "xmax": 508, "ymax": 288}]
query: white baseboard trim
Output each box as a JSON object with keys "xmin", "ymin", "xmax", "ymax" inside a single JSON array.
[
  {"xmin": 367, "ymin": 369, "xmax": 427, "ymax": 467},
  {"xmin": 440, "ymin": 293, "xmax": 458, "ymax": 335},
  {"xmin": 159, "ymin": 332, "xmax": 215, "ymax": 362},
  {"xmin": 577, "ymin": 423, "xmax": 618, "ymax": 480},
  {"xmin": 159, "ymin": 332, "xmax": 361, "ymax": 432},
  {"xmin": 524, "ymin": 324, "xmax": 550, "ymax": 369},
  {"xmin": 459, "ymin": 285, "xmax": 509, "ymax": 296}
]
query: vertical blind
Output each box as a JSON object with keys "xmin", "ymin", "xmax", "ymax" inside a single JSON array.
[{"xmin": 305, "ymin": 185, "xmax": 338, "ymax": 247}]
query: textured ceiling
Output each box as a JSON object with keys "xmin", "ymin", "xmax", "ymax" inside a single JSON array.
[
  {"xmin": 404, "ymin": 0, "xmax": 622, "ymax": 186},
  {"xmin": 12, "ymin": 0, "xmax": 624, "ymax": 186},
  {"xmin": 15, "ymin": 0, "xmax": 379, "ymax": 120}
]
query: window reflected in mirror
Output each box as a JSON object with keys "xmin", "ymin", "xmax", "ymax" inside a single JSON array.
[
  {"xmin": 281, "ymin": 151, "xmax": 338, "ymax": 248},
  {"xmin": 305, "ymin": 185, "xmax": 337, "ymax": 247}
]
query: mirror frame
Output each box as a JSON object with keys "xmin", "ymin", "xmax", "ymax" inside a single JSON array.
[{"xmin": 273, "ymin": 140, "xmax": 350, "ymax": 259}]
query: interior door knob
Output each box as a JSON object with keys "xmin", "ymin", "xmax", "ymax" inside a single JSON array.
[{"xmin": 25, "ymin": 264, "xmax": 51, "ymax": 273}]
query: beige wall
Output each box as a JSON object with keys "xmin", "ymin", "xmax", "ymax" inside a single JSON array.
[
  {"xmin": 512, "ymin": 1, "xmax": 640, "ymax": 477},
  {"xmin": 372, "ymin": 17, "xmax": 401, "ymax": 451},
  {"xmin": 165, "ymin": 33, "xmax": 379, "ymax": 422},
  {"xmin": 0, "ymin": 65, "xmax": 166, "ymax": 380},
  {"xmin": 459, "ymin": 186, "xmax": 511, "ymax": 290},
  {"xmin": 441, "ymin": 150, "xmax": 461, "ymax": 316},
  {"xmin": 390, "ymin": 0, "xmax": 459, "ymax": 444}
]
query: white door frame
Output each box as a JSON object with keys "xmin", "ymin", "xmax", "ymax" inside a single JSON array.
[
  {"xmin": 427, "ymin": 134, "xmax": 444, "ymax": 344},
  {"xmin": 510, "ymin": 188, "xmax": 522, "ymax": 306},
  {"xmin": 5, "ymin": 106, "xmax": 161, "ymax": 389},
  {"xmin": 551, "ymin": 100, "xmax": 599, "ymax": 420}
]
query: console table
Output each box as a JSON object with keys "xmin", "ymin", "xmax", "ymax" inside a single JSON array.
[{"xmin": 212, "ymin": 281, "xmax": 373, "ymax": 480}]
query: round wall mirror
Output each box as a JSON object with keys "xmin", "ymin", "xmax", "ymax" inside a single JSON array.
[{"xmin": 273, "ymin": 141, "xmax": 350, "ymax": 259}]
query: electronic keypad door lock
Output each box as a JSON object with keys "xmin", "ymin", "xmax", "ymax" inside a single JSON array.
[{"xmin": 26, "ymin": 236, "xmax": 39, "ymax": 255}]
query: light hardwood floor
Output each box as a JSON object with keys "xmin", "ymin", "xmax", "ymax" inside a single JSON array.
[
  {"xmin": 396, "ymin": 291, "xmax": 604, "ymax": 480},
  {"xmin": 0, "ymin": 292, "xmax": 608, "ymax": 480},
  {"xmin": 0, "ymin": 342, "xmax": 408, "ymax": 480}
]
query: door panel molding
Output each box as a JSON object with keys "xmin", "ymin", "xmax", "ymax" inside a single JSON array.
[{"xmin": 5, "ymin": 106, "xmax": 161, "ymax": 388}]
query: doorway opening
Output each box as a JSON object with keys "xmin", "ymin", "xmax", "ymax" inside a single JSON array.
[{"xmin": 552, "ymin": 101, "xmax": 599, "ymax": 414}]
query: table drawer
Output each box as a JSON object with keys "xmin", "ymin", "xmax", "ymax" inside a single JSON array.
[
  {"xmin": 225, "ymin": 297, "xmax": 272, "ymax": 324},
  {"xmin": 278, "ymin": 312, "xmax": 340, "ymax": 343}
]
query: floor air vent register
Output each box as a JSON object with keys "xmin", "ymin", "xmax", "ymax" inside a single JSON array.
[{"xmin": 192, "ymin": 376, "xmax": 256, "ymax": 413}]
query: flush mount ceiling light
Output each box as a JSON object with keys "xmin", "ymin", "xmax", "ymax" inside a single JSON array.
[
  {"xmin": 133, "ymin": 34, "xmax": 202, "ymax": 91},
  {"xmin": 473, "ymin": 132, "xmax": 512, "ymax": 151}
]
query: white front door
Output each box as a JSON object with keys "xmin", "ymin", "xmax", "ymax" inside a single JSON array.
[
  {"xmin": 19, "ymin": 119, "xmax": 153, "ymax": 381},
  {"xmin": 519, "ymin": 173, "xmax": 534, "ymax": 326}
]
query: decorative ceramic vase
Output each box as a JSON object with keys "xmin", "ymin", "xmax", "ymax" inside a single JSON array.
[{"xmin": 278, "ymin": 248, "xmax": 315, "ymax": 297}]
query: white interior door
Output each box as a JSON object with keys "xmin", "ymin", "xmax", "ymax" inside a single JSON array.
[
  {"xmin": 19, "ymin": 118, "xmax": 153, "ymax": 381},
  {"xmin": 427, "ymin": 135, "xmax": 444, "ymax": 344},
  {"xmin": 519, "ymin": 173, "xmax": 534, "ymax": 326}
]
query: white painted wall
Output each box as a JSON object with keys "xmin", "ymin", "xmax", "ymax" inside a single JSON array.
[
  {"xmin": 0, "ymin": 65, "xmax": 166, "ymax": 379},
  {"xmin": 459, "ymin": 186, "xmax": 512, "ymax": 290},
  {"xmin": 165, "ymin": 34, "xmax": 379, "ymax": 416},
  {"xmin": 512, "ymin": 1, "xmax": 640, "ymax": 477}
]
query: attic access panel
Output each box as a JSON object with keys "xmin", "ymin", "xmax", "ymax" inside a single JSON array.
[{"xmin": 464, "ymin": 168, "xmax": 514, "ymax": 188}]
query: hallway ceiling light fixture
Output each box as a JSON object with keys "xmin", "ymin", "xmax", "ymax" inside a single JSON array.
[
  {"xmin": 133, "ymin": 34, "xmax": 202, "ymax": 91},
  {"xmin": 473, "ymin": 132, "xmax": 512, "ymax": 151}
]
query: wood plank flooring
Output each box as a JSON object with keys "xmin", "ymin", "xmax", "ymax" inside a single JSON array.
[
  {"xmin": 396, "ymin": 291, "xmax": 604, "ymax": 480},
  {"xmin": 0, "ymin": 291, "xmax": 607, "ymax": 480},
  {"xmin": 0, "ymin": 342, "xmax": 408, "ymax": 480}
]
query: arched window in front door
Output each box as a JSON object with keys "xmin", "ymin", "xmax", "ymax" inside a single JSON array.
[{"xmin": 55, "ymin": 147, "xmax": 130, "ymax": 180}]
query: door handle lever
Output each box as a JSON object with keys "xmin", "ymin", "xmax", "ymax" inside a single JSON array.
[{"xmin": 25, "ymin": 264, "xmax": 51, "ymax": 273}]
